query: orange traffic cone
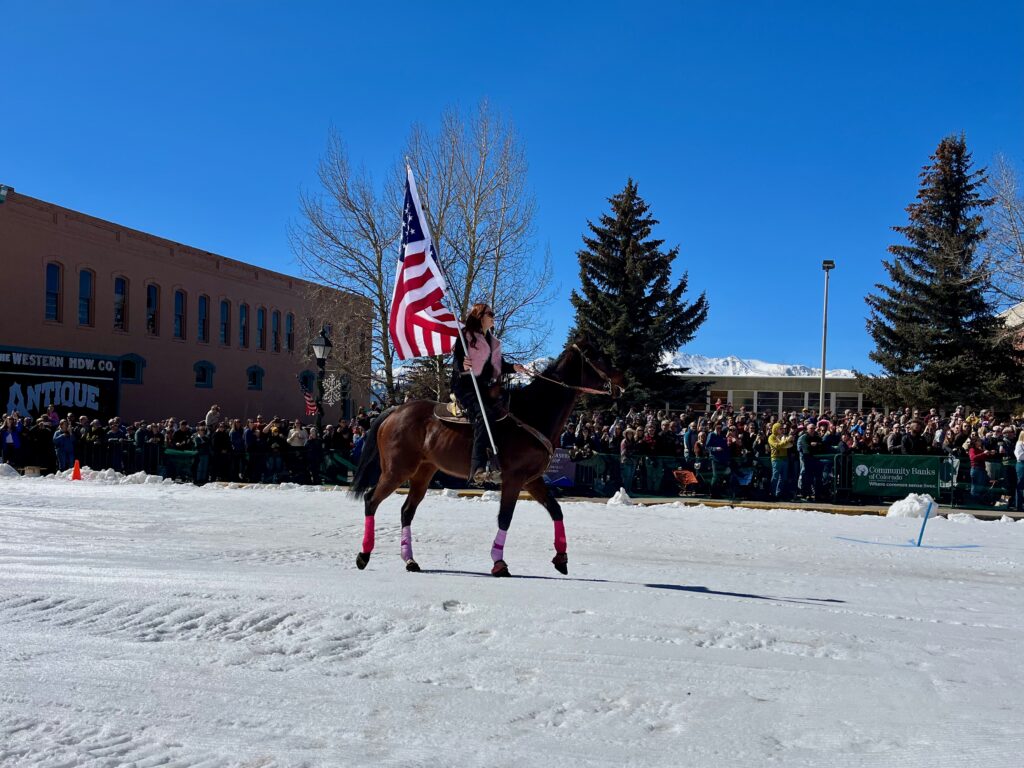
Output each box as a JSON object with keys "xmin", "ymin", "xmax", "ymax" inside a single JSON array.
[{"xmin": 71, "ymin": 460, "xmax": 82, "ymax": 481}]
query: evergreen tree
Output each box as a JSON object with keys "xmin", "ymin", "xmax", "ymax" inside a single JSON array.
[
  {"xmin": 859, "ymin": 135, "xmax": 1022, "ymax": 410},
  {"xmin": 570, "ymin": 180, "xmax": 709, "ymax": 403}
]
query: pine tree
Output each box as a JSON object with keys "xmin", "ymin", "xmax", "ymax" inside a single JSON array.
[
  {"xmin": 570, "ymin": 180, "xmax": 709, "ymax": 403},
  {"xmin": 859, "ymin": 135, "xmax": 1022, "ymax": 410}
]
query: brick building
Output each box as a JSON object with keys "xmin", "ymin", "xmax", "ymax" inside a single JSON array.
[{"xmin": 0, "ymin": 187, "xmax": 370, "ymax": 424}]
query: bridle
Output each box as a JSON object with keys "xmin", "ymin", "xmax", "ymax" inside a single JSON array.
[{"xmin": 523, "ymin": 343, "xmax": 623, "ymax": 397}]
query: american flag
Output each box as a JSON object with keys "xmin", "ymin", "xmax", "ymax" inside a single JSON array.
[
  {"xmin": 388, "ymin": 167, "xmax": 460, "ymax": 360},
  {"xmin": 299, "ymin": 381, "xmax": 317, "ymax": 416}
]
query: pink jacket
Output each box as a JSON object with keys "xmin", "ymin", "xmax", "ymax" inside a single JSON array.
[{"xmin": 463, "ymin": 332, "xmax": 504, "ymax": 380}]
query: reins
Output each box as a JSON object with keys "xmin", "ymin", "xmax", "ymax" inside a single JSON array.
[{"xmin": 521, "ymin": 344, "xmax": 620, "ymax": 397}]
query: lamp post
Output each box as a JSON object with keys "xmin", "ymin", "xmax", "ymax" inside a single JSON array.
[
  {"xmin": 311, "ymin": 326, "xmax": 332, "ymax": 434},
  {"xmin": 820, "ymin": 260, "xmax": 835, "ymax": 416}
]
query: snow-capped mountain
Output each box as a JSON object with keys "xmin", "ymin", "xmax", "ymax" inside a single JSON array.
[{"xmin": 665, "ymin": 353, "xmax": 855, "ymax": 378}]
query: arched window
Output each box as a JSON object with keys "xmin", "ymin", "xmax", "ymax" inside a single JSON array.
[
  {"xmin": 246, "ymin": 365, "xmax": 265, "ymax": 391},
  {"xmin": 173, "ymin": 290, "xmax": 187, "ymax": 339},
  {"xmin": 286, "ymin": 313, "xmax": 295, "ymax": 352},
  {"xmin": 256, "ymin": 308, "xmax": 266, "ymax": 350},
  {"xmin": 219, "ymin": 300, "xmax": 231, "ymax": 345},
  {"xmin": 45, "ymin": 262, "xmax": 63, "ymax": 322},
  {"xmin": 78, "ymin": 269, "xmax": 95, "ymax": 326},
  {"xmin": 146, "ymin": 284, "xmax": 160, "ymax": 335},
  {"xmin": 197, "ymin": 295, "xmax": 210, "ymax": 343},
  {"xmin": 239, "ymin": 303, "xmax": 249, "ymax": 348},
  {"xmin": 113, "ymin": 276, "xmax": 128, "ymax": 331},
  {"xmin": 193, "ymin": 359, "xmax": 216, "ymax": 388},
  {"xmin": 271, "ymin": 310, "xmax": 281, "ymax": 352}
]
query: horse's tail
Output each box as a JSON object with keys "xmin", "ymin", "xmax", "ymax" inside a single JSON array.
[{"xmin": 349, "ymin": 407, "xmax": 398, "ymax": 498}]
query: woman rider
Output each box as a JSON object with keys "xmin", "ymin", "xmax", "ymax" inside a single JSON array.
[{"xmin": 451, "ymin": 303, "xmax": 527, "ymax": 485}]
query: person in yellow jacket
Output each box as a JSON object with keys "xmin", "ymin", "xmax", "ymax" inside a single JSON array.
[{"xmin": 768, "ymin": 422, "xmax": 794, "ymax": 499}]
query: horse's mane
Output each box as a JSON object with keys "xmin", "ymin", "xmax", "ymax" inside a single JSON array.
[{"xmin": 508, "ymin": 345, "xmax": 580, "ymax": 433}]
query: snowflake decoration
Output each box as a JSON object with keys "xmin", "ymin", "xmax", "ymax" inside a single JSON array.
[{"xmin": 323, "ymin": 373, "xmax": 343, "ymax": 406}]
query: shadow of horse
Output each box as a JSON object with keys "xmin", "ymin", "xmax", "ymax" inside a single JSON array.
[{"xmin": 419, "ymin": 569, "xmax": 845, "ymax": 606}]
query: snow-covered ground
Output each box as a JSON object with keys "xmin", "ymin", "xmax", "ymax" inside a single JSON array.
[{"xmin": 1, "ymin": 473, "xmax": 1021, "ymax": 767}]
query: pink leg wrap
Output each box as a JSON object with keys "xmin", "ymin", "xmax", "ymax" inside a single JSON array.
[
  {"xmin": 491, "ymin": 529, "xmax": 507, "ymax": 562},
  {"xmin": 401, "ymin": 525, "xmax": 414, "ymax": 562},
  {"xmin": 553, "ymin": 520, "xmax": 566, "ymax": 553},
  {"xmin": 362, "ymin": 516, "xmax": 375, "ymax": 554}
]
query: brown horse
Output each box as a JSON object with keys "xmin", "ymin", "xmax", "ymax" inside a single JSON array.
[{"xmin": 350, "ymin": 338, "xmax": 625, "ymax": 576}]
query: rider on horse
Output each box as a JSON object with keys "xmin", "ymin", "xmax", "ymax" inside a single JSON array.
[{"xmin": 451, "ymin": 303, "xmax": 527, "ymax": 485}]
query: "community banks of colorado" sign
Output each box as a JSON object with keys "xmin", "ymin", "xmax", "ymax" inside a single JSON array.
[
  {"xmin": 851, "ymin": 454, "xmax": 943, "ymax": 497},
  {"xmin": 1, "ymin": 347, "xmax": 120, "ymax": 422}
]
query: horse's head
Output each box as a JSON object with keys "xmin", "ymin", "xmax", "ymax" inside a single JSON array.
[{"xmin": 570, "ymin": 337, "xmax": 626, "ymax": 398}]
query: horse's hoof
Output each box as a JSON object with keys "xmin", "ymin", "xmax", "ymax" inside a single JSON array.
[
  {"xmin": 356, "ymin": 552, "xmax": 371, "ymax": 570},
  {"xmin": 491, "ymin": 560, "xmax": 511, "ymax": 577},
  {"xmin": 405, "ymin": 559, "xmax": 421, "ymax": 572},
  {"xmin": 552, "ymin": 552, "xmax": 568, "ymax": 575}
]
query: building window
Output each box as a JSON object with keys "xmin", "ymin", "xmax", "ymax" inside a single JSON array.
[
  {"xmin": 755, "ymin": 391, "xmax": 780, "ymax": 415},
  {"xmin": 782, "ymin": 391, "xmax": 805, "ymax": 412},
  {"xmin": 239, "ymin": 303, "xmax": 249, "ymax": 348},
  {"xmin": 286, "ymin": 313, "xmax": 295, "ymax": 352},
  {"xmin": 120, "ymin": 353, "xmax": 146, "ymax": 385},
  {"xmin": 113, "ymin": 277, "xmax": 128, "ymax": 331},
  {"xmin": 78, "ymin": 269, "xmax": 95, "ymax": 326},
  {"xmin": 173, "ymin": 290, "xmax": 186, "ymax": 339},
  {"xmin": 246, "ymin": 365, "xmax": 265, "ymax": 391},
  {"xmin": 271, "ymin": 310, "xmax": 281, "ymax": 352},
  {"xmin": 146, "ymin": 284, "xmax": 160, "ymax": 335},
  {"xmin": 257, "ymin": 308, "xmax": 266, "ymax": 350},
  {"xmin": 193, "ymin": 360, "xmax": 216, "ymax": 389},
  {"xmin": 219, "ymin": 300, "xmax": 231, "ymax": 345},
  {"xmin": 197, "ymin": 295, "xmax": 210, "ymax": 343},
  {"xmin": 45, "ymin": 262, "xmax": 63, "ymax": 322}
]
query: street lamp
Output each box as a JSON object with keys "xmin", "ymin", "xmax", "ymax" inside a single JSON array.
[
  {"xmin": 820, "ymin": 260, "xmax": 835, "ymax": 416},
  {"xmin": 311, "ymin": 326, "xmax": 332, "ymax": 434}
]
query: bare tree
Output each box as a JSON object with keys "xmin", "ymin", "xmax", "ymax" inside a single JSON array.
[
  {"xmin": 289, "ymin": 130, "xmax": 402, "ymax": 399},
  {"xmin": 292, "ymin": 103, "xmax": 554, "ymax": 404},
  {"xmin": 983, "ymin": 154, "xmax": 1024, "ymax": 309},
  {"xmin": 408, "ymin": 101, "xmax": 554, "ymax": 362}
]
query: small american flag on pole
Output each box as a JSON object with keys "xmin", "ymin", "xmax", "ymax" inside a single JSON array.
[
  {"xmin": 299, "ymin": 380, "xmax": 317, "ymax": 416},
  {"xmin": 388, "ymin": 167, "xmax": 460, "ymax": 360}
]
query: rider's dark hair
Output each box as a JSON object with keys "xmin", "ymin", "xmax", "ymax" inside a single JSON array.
[{"xmin": 463, "ymin": 303, "xmax": 491, "ymax": 348}]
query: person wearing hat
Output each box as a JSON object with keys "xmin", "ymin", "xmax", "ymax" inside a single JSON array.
[{"xmin": 768, "ymin": 422, "xmax": 794, "ymax": 500}]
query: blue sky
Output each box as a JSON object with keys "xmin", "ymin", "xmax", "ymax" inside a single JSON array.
[{"xmin": 3, "ymin": 1, "xmax": 1022, "ymax": 370}]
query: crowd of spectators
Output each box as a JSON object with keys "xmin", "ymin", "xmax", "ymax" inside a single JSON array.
[
  {"xmin": 5, "ymin": 397, "xmax": 1023, "ymax": 507},
  {"xmin": 0, "ymin": 402, "xmax": 383, "ymax": 486},
  {"xmin": 557, "ymin": 399, "xmax": 1024, "ymax": 508}
]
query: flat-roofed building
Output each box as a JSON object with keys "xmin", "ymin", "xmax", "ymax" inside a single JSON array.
[{"xmin": 0, "ymin": 187, "xmax": 370, "ymax": 424}]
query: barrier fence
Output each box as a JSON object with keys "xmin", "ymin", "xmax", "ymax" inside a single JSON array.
[{"xmin": 12, "ymin": 439, "xmax": 1016, "ymax": 510}]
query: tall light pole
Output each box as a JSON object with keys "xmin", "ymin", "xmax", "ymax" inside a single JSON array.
[
  {"xmin": 820, "ymin": 260, "xmax": 835, "ymax": 415},
  {"xmin": 311, "ymin": 326, "xmax": 332, "ymax": 435}
]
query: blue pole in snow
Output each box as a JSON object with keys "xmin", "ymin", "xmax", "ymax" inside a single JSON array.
[{"xmin": 916, "ymin": 500, "xmax": 934, "ymax": 547}]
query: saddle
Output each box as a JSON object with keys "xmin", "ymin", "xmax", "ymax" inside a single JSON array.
[
  {"xmin": 432, "ymin": 395, "xmax": 553, "ymax": 457},
  {"xmin": 433, "ymin": 395, "xmax": 508, "ymax": 425}
]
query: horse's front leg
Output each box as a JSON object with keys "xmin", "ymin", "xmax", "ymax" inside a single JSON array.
[
  {"xmin": 524, "ymin": 477, "xmax": 568, "ymax": 575},
  {"xmin": 490, "ymin": 483, "xmax": 522, "ymax": 577}
]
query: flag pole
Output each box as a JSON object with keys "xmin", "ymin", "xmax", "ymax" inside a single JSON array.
[{"xmin": 403, "ymin": 164, "xmax": 499, "ymax": 461}]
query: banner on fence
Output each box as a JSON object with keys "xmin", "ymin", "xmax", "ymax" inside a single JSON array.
[
  {"xmin": 544, "ymin": 448, "xmax": 577, "ymax": 488},
  {"xmin": 850, "ymin": 454, "xmax": 942, "ymax": 496},
  {"xmin": 0, "ymin": 346, "xmax": 121, "ymax": 423}
]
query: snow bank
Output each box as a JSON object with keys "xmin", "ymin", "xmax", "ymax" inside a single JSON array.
[
  {"xmin": 607, "ymin": 487, "xmax": 635, "ymax": 506},
  {"xmin": 887, "ymin": 493, "xmax": 935, "ymax": 518},
  {"xmin": 947, "ymin": 512, "xmax": 978, "ymax": 523},
  {"xmin": 0, "ymin": 462, "xmax": 20, "ymax": 479}
]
